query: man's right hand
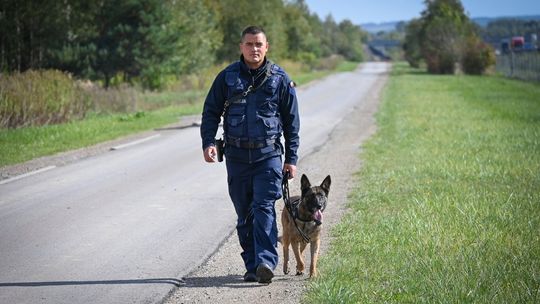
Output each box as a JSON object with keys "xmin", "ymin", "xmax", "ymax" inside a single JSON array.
[{"xmin": 203, "ymin": 146, "xmax": 218, "ymax": 162}]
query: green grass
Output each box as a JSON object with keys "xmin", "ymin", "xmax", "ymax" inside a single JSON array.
[
  {"xmin": 0, "ymin": 104, "xmax": 201, "ymax": 167},
  {"xmin": 305, "ymin": 63, "xmax": 540, "ymax": 303},
  {"xmin": 335, "ymin": 60, "xmax": 361, "ymax": 72}
]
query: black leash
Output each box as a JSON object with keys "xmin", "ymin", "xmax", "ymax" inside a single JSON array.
[{"xmin": 282, "ymin": 172, "xmax": 311, "ymax": 243}]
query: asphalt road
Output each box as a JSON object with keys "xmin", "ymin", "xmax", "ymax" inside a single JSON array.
[{"xmin": 0, "ymin": 62, "xmax": 390, "ymax": 304}]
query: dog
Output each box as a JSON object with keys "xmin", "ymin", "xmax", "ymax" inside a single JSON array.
[{"xmin": 281, "ymin": 174, "xmax": 331, "ymax": 278}]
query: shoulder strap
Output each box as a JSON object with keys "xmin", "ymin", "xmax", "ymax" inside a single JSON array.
[{"xmin": 222, "ymin": 61, "xmax": 275, "ymax": 117}]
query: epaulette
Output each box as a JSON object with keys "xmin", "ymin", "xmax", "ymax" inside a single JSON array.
[{"xmin": 224, "ymin": 61, "xmax": 240, "ymax": 72}]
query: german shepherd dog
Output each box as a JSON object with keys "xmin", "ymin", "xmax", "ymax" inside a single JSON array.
[{"xmin": 281, "ymin": 174, "xmax": 331, "ymax": 278}]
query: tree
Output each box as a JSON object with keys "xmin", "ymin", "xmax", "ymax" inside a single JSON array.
[
  {"xmin": 88, "ymin": 0, "xmax": 180, "ymax": 88},
  {"xmin": 0, "ymin": 0, "xmax": 69, "ymax": 72},
  {"xmin": 0, "ymin": 0, "xmax": 368, "ymax": 90},
  {"xmin": 319, "ymin": 15, "xmax": 339, "ymax": 57},
  {"xmin": 335, "ymin": 20, "xmax": 365, "ymax": 61},
  {"xmin": 47, "ymin": 1, "xmax": 101, "ymax": 78},
  {"xmin": 403, "ymin": 18, "xmax": 424, "ymax": 68},
  {"xmin": 283, "ymin": 0, "xmax": 321, "ymax": 62},
  {"xmin": 403, "ymin": 0, "xmax": 495, "ymax": 74},
  {"xmin": 419, "ymin": 0, "xmax": 473, "ymax": 74},
  {"xmin": 167, "ymin": 0, "xmax": 222, "ymax": 76},
  {"xmin": 214, "ymin": 0, "xmax": 287, "ymax": 62}
]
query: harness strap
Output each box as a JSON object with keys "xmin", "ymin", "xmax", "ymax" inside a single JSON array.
[{"xmin": 282, "ymin": 172, "xmax": 311, "ymax": 243}]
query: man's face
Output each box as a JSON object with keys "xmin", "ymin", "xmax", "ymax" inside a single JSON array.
[{"xmin": 240, "ymin": 33, "xmax": 269, "ymax": 69}]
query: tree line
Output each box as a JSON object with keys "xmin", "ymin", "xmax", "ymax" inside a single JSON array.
[
  {"xmin": 480, "ymin": 19, "xmax": 540, "ymax": 47},
  {"xmin": 0, "ymin": 0, "xmax": 367, "ymax": 90}
]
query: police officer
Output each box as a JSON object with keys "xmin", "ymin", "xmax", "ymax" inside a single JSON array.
[{"xmin": 200, "ymin": 25, "xmax": 299, "ymax": 284}]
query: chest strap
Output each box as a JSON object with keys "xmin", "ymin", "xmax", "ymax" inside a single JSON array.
[{"xmin": 221, "ymin": 61, "xmax": 274, "ymax": 117}]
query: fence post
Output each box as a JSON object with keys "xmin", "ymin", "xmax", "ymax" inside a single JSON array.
[{"xmin": 510, "ymin": 51, "xmax": 514, "ymax": 77}]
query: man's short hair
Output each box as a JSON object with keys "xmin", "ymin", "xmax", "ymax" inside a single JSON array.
[{"xmin": 241, "ymin": 26, "xmax": 266, "ymax": 41}]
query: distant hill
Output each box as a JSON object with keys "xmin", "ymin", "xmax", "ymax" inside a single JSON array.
[
  {"xmin": 360, "ymin": 22, "xmax": 400, "ymax": 33},
  {"xmin": 472, "ymin": 15, "xmax": 540, "ymax": 27},
  {"xmin": 360, "ymin": 15, "xmax": 540, "ymax": 33}
]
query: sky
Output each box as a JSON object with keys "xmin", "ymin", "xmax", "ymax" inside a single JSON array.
[{"xmin": 304, "ymin": 0, "xmax": 540, "ymax": 24}]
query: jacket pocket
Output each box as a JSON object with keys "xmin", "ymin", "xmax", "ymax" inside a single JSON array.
[
  {"xmin": 257, "ymin": 115, "xmax": 281, "ymax": 136},
  {"xmin": 226, "ymin": 106, "xmax": 246, "ymax": 137}
]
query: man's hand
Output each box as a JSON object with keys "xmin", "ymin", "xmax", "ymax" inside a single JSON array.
[
  {"xmin": 203, "ymin": 146, "xmax": 217, "ymax": 162},
  {"xmin": 283, "ymin": 163, "xmax": 296, "ymax": 179}
]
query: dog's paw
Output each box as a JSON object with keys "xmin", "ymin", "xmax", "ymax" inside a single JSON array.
[{"xmin": 295, "ymin": 271, "xmax": 304, "ymax": 276}]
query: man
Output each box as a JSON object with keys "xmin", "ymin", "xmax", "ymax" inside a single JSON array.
[{"xmin": 200, "ymin": 26, "xmax": 300, "ymax": 284}]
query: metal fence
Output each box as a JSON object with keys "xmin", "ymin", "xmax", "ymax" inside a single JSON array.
[{"xmin": 496, "ymin": 51, "xmax": 540, "ymax": 82}]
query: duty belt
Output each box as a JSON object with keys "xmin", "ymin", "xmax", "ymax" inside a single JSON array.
[{"xmin": 225, "ymin": 137, "xmax": 276, "ymax": 149}]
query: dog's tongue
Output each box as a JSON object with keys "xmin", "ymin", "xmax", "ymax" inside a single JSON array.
[{"xmin": 313, "ymin": 210, "xmax": 323, "ymax": 222}]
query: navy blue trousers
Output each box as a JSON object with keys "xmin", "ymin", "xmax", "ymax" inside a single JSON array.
[{"xmin": 226, "ymin": 156, "xmax": 282, "ymax": 273}]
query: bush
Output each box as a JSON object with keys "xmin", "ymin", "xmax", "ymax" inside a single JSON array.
[
  {"xmin": 315, "ymin": 55, "xmax": 344, "ymax": 71},
  {"xmin": 461, "ymin": 36, "xmax": 496, "ymax": 75},
  {"xmin": 167, "ymin": 63, "xmax": 228, "ymax": 92},
  {"xmin": 297, "ymin": 52, "xmax": 318, "ymax": 69},
  {"xmin": 80, "ymin": 82, "xmax": 141, "ymax": 114},
  {"xmin": 425, "ymin": 50, "xmax": 457, "ymax": 74},
  {"xmin": 0, "ymin": 70, "xmax": 91, "ymax": 128}
]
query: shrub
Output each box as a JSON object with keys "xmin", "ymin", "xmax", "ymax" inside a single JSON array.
[
  {"xmin": 0, "ymin": 70, "xmax": 91, "ymax": 128},
  {"xmin": 315, "ymin": 55, "xmax": 344, "ymax": 71},
  {"xmin": 425, "ymin": 50, "xmax": 457, "ymax": 74},
  {"xmin": 461, "ymin": 36, "xmax": 496, "ymax": 75},
  {"xmin": 80, "ymin": 82, "xmax": 141, "ymax": 114},
  {"xmin": 297, "ymin": 52, "xmax": 318, "ymax": 69}
]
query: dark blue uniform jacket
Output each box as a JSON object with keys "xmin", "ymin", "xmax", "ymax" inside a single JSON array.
[{"xmin": 200, "ymin": 57, "xmax": 300, "ymax": 165}]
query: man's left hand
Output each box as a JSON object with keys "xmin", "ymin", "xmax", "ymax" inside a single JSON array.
[{"xmin": 283, "ymin": 163, "xmax": 296, "ymax": 179}]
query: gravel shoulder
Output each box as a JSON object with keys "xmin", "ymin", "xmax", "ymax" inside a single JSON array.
[{"xmin": 163, "ymin": 69, "xmax": 388, "ymax": 304}]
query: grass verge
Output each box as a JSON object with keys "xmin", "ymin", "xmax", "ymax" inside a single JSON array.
[
  {"xmin": 305, "ymin": 63, "xmax": 540, "ymax": 303},
  {"xmin": 0, "ymin": 104, "xmax": 200, "ymax": 167}
]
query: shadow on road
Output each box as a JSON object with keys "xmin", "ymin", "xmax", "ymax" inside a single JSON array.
[
  {"xmin": 178, "ymin": 275, "xmax": 291, "ymax": 289},
  {"xmin": 0, "ymin": 278, "xmax": 184, "ymax": 288}
]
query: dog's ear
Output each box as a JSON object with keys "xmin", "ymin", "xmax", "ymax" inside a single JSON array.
[
  {"xmin": 301, "ymin": 174, "xmax": 311, "ymax": 196},
  {"xmin": 320, "ymin": 175, "xmax": 331, "ymax": 195}
]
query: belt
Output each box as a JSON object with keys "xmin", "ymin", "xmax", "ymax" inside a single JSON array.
[{"xmin": 225, "ymin": 137, "xmax": 276, "ymax": 149}]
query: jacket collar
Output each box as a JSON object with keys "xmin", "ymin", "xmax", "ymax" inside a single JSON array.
[{"xmin": 239, "ymin": 55, "xmax": 268, "ymax": 73}]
